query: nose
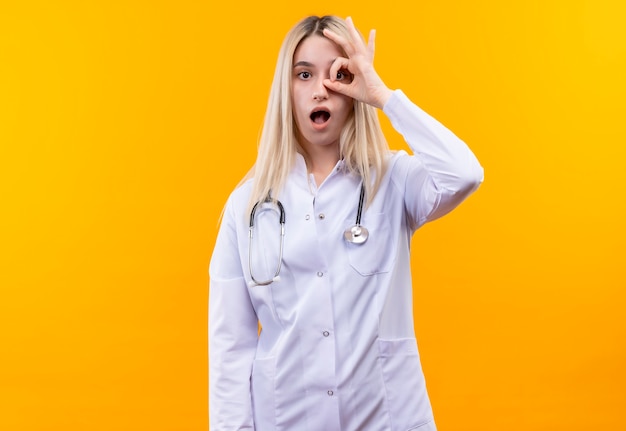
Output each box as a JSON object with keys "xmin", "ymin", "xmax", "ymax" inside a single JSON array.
[{"xmin": 312, "ymin": 78, "xmax": 328, "ymax": 101}]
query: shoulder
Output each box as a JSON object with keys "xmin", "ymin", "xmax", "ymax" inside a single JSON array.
[
  {"xmin": 384, "ymin": 149, "xmax": 427, "ymax": 190},
  {"xmin": 386, "ymin": 149, "xmax": 412, "ymax": 175},
  {"xmin": 222, "ymin": 178, "xmax": 254, "ymax": 222},
  {"xmin": 230, "ymin": 177, "xmax": 254, "ymax": 203}
]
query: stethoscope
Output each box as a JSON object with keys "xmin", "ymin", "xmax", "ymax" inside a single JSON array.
[{"xmin": 248, "ymin": 183, "xmax": 368, "ymax": 286}]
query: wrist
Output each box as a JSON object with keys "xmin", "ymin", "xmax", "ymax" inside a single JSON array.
[{"xmin": 374, "ymin": 87, "xmax": 393, "ymax": 110}]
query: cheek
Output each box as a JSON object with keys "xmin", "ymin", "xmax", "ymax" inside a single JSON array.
[
  {"xmin": 291, "ymin": 96, "xmax": 306, "ymax": 124},
  {"xmin": 336, "ymin": 98, "xmax": 354, "ymax": 123}
]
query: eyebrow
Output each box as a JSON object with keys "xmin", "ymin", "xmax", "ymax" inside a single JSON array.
[
  {"xmin": 293, "ymin": 59, "xmax": 337, "ymax": 68},
  {"xmin": 293, "ymin": 61, "xmax": 314, "ymax": 68}
]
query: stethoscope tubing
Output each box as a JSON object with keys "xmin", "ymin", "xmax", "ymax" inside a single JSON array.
[
  {"xmin": 248, "ymin": 197, "xmax": 285, "ymax": 286},
  {"xmin": 248, "ymin": 182, "xmax": 367, "ymax": 286}
]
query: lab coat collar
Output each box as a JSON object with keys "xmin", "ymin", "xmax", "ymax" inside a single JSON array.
[{"xmin": 294, "ymin": 153, "xmax": 351, "ymax": 177}]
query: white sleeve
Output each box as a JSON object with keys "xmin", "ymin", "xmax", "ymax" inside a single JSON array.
[
  {"xmin": 209, "ymin": 196, "xmax": 258, "ymax": 430},
  {"xmin": 383, "ymin": 90, "xmax": 484, "ymax": 230}
]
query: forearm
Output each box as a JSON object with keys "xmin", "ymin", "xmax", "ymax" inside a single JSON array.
[
  {"xmin": 384, "ymin": 90, "xmax": 484, "ymax": 227},
  {"xmin": 209, "ymin": 276, "xmax": 258, "ymax": 430}
]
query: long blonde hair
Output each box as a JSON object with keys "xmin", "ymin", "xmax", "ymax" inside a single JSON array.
[{"xmin": 245, "ymin": 15, "xmax": 389, "ymax": 212}]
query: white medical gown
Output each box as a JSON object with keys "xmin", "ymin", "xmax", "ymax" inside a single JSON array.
[{"xmin": 209, "ymin": 90, "xmax": 484, "ymax": 431}]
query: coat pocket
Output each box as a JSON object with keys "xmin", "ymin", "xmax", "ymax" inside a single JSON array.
[
  {"xmin": 408, "ymin": 419, "xmax": 437, "ymax": 431},
  {"xmin": 378, "ymin": 338, "xmax": 434, "ymax": 431},
  {"xmin": 345, "ymin": 213, "xmax": 396, "ymax": 276}
]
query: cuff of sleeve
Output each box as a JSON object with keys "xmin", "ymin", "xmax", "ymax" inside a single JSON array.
[
  {"xmin": 381, "ymin": 89, "xmax": 447, "ymax": 144},
  {"xmin": 382, "ymin": 89, "xmax": 409, "ymax": 117},
  {"xmin": 382, "ymin": 89, "xmax": 427, "ymax": 137},
  {"xmin": 382, "ymin": 89, "xmax": 427, "ymax": 130}
]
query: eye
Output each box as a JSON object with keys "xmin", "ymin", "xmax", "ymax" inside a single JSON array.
[
  {"xmin": 297, "ymin": 71, "xmax": 311, "ymax": 80},
  {"xmin": 335, "ymin": 70, "xmax": 352, "ymax": 82}
]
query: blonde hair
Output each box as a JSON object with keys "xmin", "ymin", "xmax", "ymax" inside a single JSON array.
[{"xmin": 245, "ymin": 15, "xmax": 389, "ymax": 212}]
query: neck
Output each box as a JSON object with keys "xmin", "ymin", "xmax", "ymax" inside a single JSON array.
[{"xmin": 300, "ymin": 143, "xmax": 340, "ymax": 186}]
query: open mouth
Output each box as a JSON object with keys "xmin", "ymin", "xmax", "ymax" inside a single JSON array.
[{"xmin": 310, "ymin": 110, "xmax": 330, "ymax": 124}]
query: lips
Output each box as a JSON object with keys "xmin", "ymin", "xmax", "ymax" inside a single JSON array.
[{"xmin": 309, "ymin": 106, "xmax": 331, "ymax": 131}]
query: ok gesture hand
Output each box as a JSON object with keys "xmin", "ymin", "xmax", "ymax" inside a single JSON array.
[{"xmin": 323, "ymin": 17, "xmax": 393, "ymax": 109}]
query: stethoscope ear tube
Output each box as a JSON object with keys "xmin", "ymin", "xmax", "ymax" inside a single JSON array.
[
  {"xmin": 250, "ymin": 197, "xmax": 285, "ymax": 227},
  {"xmin": 343, "ymin": 183, "xmax": 369, "ymax": 244}
]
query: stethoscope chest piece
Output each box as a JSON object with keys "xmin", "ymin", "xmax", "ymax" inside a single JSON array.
[
  {"xmin": 344, "ymin": 224, "xmax": 369, "ymax": 244},
  {"xmin": 343, "ymin": 182, "xmax": 368, "ymax": 245},
  {"xmin": 249, "ymin": 182, "xmax": 370, "ymax": 286}
]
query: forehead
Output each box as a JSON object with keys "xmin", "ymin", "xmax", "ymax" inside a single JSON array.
[{"xmin": 293, "ymin": 35, "xmax": 343, "ymax": 64}]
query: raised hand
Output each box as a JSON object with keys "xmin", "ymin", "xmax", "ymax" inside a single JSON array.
[{"xmin": 322, "ymin": 17, "xmax": 393, "ymax": 110}]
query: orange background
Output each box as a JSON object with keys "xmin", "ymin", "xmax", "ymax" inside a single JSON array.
[{"xmin": 1, "ymin": 1, "xmax": 624, "ymax": 430}]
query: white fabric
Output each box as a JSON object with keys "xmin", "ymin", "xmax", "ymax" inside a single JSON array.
[{"xmin": 209, "ymin": 90, "xmax": 483, "ymax": 431}]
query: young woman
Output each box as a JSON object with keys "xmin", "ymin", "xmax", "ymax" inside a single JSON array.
[{"xmin": 209, "ymin": 15, "xmax": 483, "ymax": 431}]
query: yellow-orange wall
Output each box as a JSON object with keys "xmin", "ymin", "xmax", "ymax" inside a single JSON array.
[{"xmin": 1, "ymin": 1, "xmax": 624, "ymax": 430}]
